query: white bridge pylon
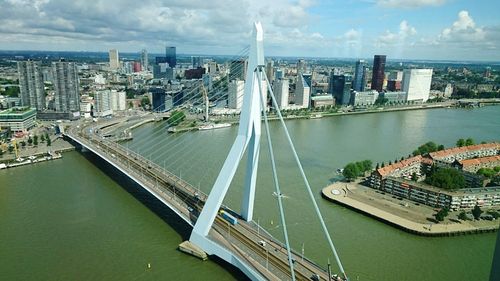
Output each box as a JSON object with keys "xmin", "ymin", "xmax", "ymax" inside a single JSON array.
[{"xmin": 191, "ymin": 22, "xmax": 265, "ymax": 239}]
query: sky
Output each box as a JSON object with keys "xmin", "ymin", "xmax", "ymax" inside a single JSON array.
[{"xmin": 0, "ymin": 0, "xmax": 499, "ymax": 61}]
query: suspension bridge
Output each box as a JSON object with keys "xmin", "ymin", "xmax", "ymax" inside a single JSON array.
[{"xmin": 64, "ymin": 22, "xmax": 348, "ymax": 281}]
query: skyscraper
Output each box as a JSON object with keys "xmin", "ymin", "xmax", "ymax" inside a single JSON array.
[
  {"xmin": 353, "ymin": 60, "xmax": 367, "ymax": 92},
  {"xmin": 294, "ymin": 74, "xmax": 310, "ymax": 108},
  {"xmin": 192, "ymin": 56, "xmax": 202, "ymax": 68},
  {"xmin": 140, "ymin": 49, "xmax": 148, "ymax": 71},
  {"xmin": 230, "ymin": 60, "xmax": 247, "ymax": 81},
  {"xmin": 272, "ymin": 79, "xmax": 289, "ymax": 109},
  {"xmin": 228, "ymin": 80, "xmax": 245, "ymax": 109},
  {"xmin": 371, "ymin": 55, "xmax": 386, "ymax": 92},
  {"xmin": 17, "ymin": 60, "xmax": 45, "ymax": 111},
  {"xmin": 52, "ymin": 60, "xmax": 80, "ymax": 115},
  {"xmin": 402, "ymin": 69, "xmax": 433, "ymax": 102},
  {"xmin": 165, "ymin": 46, "xmax": 176, "ymax": 68},
  {"xmin": 297, "ymin": 59, "xmax": 306, "ymax": 74},
  {"xmin": 109, "ymin": 49, "xmax": 120, "ymax": 70},
  {"xmin": 328, "ymin": 73, "xmax": 352, "ymax": 105},
  {"xmin": 151, "ymin": 88, "xmax": 166, "ymax": 112}
]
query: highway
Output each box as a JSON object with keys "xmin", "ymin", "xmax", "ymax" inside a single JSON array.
[{"xmin": 65, "ymin": 119, "xmax": 340, "ymax": 281}]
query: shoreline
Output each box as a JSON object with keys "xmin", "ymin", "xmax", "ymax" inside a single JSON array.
[{"xmin": 321, "ymin": 183, "xmax": 499, "ymax": 237}]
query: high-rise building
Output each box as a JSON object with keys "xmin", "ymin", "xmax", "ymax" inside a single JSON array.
[
  {"xmin": 95, "ymin": 90, "xmax": 112, "ymax": 116},
  {"xmin": 141, "ymin": 49, "xmax": 148, "ymax": 71},
  {"xmin": 110, "ymin": 90, "xmax": 126, "ymax": 111},
  {"xmin": 297, "ymin": 59, "xmax": 306, "ymax": 74},
  {"xmin": 132, "ymin": 61, "xmax": 142, "ymax": 72},
  {"xmin": 52, "ymin": 60, "xmax": 80, "ymax": 115},
  {"xmin": 192, "ymin": 56, "xmax": 202, "ymax": 68},
  {"xmin": 272, "ymin": 79, "xmax": 289, "ymax": 109},
  {"xmin": 294, "ymin": 74, "xmax": 310, "ymax": 108},
  {"xmin": 328, "ymin": 73, "xmax": 352, "ymax": 105},
  {"xmin": 353, "ymin": 60, "xmax": 367, "ymax": 92},
  {"xmin": 17, "ymin": 60, "xmax": 45, "ymax": 111},
  {"xmin": 207, "ymin": 61, "xmax": 217, "ymax": 75},
  {"xmin": 371, "ymin": 55, "xmax": 386, "ymax": 92},
  {"xmin": 230, "ymin": 60, "xmax": 247, "ymax": 81},
  {"xmin": 151, "ymin": 88, "xmax": 166, "ymax": 112},
  {"xmin": 402, "ymin": 69, "xmax": 433, "ymax": 102},
  {"xmin": 109, "ymin": 49, "xmax": 120, "ymax": 70},
  {"xmin": 153, "ymin": 63, "xmax": 174, "ymax": 80},
  {"xmin": 228, "ymin": 80, "xmax": 245, "ymax": 109},
  {"xmin": 266, "ymin": 60, "xmax": 274, "ymax": 84},
  {"xmin": 275, "ymin": 68, "xmax": 284, "ymax": 80},
  {"xmin": 165, "ymin": 46, "xmax": 176, "ymax": 68}
]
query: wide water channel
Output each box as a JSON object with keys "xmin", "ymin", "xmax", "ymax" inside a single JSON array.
[{"xmin": 1, "ymin": 106, "xmax": 499, "ymax": 280}]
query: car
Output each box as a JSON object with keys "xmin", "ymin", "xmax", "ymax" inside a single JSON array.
[{"xmin": 258, "ymin": 240, "xmax": 266, "ymax": 247}]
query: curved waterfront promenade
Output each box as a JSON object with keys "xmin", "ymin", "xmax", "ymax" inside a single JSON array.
[{"xmin": 322, "ymin": 183, "xmax": 499, "ymax": 236}]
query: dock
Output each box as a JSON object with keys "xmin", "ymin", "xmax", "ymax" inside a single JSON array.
[{"xmin": 321, "ymin": 183, "xmax": 499, "ymax": 236}]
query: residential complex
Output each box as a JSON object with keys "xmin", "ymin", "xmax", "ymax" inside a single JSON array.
[
  {"xmin": 52, "ymin": 61, "xmax": 80, "ymax": 118},
  {"xmin": 17, "ymin": 61, "xmax": 45, "ymax": 111},
  {"xmin": 369, "ymin": 143, "xmax": 500, "ymax": 210}
]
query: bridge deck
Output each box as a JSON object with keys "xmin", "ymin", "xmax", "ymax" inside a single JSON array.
[{"xmin": 65, "ymin": 121, "xmax": 335, "ymax": 281}]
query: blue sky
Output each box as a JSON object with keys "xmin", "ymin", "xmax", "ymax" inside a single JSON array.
[{"xmin": 0, "ymin": 0, "xmax": 499, "ymax": 61}]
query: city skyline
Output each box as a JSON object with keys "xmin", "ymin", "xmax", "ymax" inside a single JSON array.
[{"xmin": 0, "ymin": 0, "xmax": 499, "ymax": 61}]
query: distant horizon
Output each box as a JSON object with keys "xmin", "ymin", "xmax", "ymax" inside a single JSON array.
[{"xmin": 1, "ymin": 49, "xmax": 499, "ymax": 65}]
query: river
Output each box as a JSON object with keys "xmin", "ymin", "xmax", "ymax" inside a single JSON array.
[{"xmin": 1, "ymin": 106, "xmax": 499, "ymax": 281}]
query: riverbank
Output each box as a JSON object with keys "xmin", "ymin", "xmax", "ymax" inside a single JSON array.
[
  {"xmin": 321, "ymin": 182, "xmax": 499, "ymax": 236},
  {"xmin": 169, "ymin": 101, "xmax": 459, "ymax": 133},
  {"xmin": 0, "ymin": 137, "xmax": 74, "ymax": 164}
]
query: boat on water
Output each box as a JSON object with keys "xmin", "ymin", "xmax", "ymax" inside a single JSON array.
[
  {"xmin": 310, "ymin": 114, "xmax": 323, "ymax": 119},
  {"xmin": 336, "ymin": 168, "xmax": 344, "ymax": 174},
  {"xmin": 198, "ymin": 123, "xmax": 231, "ymax": 131}
]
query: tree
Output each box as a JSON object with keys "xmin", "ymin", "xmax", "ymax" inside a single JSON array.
[
  {"xmin": 458, "ymin": 211, "xmax": 468, "ymax": 220},
  {"xmin": 343, "ymin": 163, "xmax": 360, "ymax": 181},
  {"xmin": 411, "ymin": 172, "xmax": 418, "ymax": 181},
  {"xmin": 362, "ymin": 160, "xmax": 373, "ymax": 172},
  {"xmin": 46, "ymin": 134, "xmax": 51, "ymax": 146},
  {"xmin": 465, "ymin": 138, "xmax": 474, "ymax": 146},
  {"xmin": 435, "ymin": 208, "xmax": 449, "ymax": 222},
  {"xmin": 41, "ymin": 135, "xmax": 45, "ymax": 142},
  {"xmin": 456, "ymin": 138, "xmax": 465, "ymax": 147},
  {"xmin": 141, "ymin": 96, "xmax": 150, "ymax": 109},
  {"xmin": 33, "ymin": 135, "xmax": 38, "ymax": 146},
  {"xmin": 425, "ymin": 167, "xmax": 465, "ymax": 190},
  {"xmin": 437, "ymin": 144, "xmax": 445, "ymax": 151},
  {"xmin": 472, "ymin": 205, "xmax": 483, "ymax": 220},
  {"xmin": 28, "ymin": 137, "xmax": 33, "ymax": 145},
  {"xmin": 20, "ymin": 141, "xmax": 26, "ymax": 148},
  {"xmin": 477, "ymin": 168, "xmax": 496, "ymax": 178},
  {"xmin": 167, "ymin": 110, "xmax": 186, "ymax": 126},
  {"xmin": 8, "ymin": 145, "xmax": 14, "ymax": 154}
]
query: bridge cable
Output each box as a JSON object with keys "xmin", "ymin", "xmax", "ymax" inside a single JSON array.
[
  {"xmin": 257, "ymin": 67, "xmax": 296, "ymax": 281},
  {"xmin": 261, "ymin": 70, "xmax": 348, "ymax": 279}
]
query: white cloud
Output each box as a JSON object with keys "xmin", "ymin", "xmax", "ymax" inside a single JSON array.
[
  {"xmin": 0, "ymin": 0, "xmax": 320, "ymax": 54},
  {"xmin": 375, "ymin": 20, "xmax": 416, "ymax": 46},
  {"xmin": 439, "ymin": 10, "xmax": 485, "ymax": 42},
  {"xmin": 377, "ymin": 0, "xmax": 447, "ymax": 8},
  {"xmin": 399, "ymin": 20, "xmax": 416, "ymax": 39}
]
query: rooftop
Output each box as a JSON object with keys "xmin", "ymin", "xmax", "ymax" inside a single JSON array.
[
  {"xmin": 429, "ymin": 143, "xmax": 500, "ymax": 159},
  {"xmin": 459, "ymin": 155, "xmax": 500, "ymax": 167},
  {"xmin": 377, "ymin": 155, "xmax": 428, "ymax": 177},
  {"xmin": 0, "ymin": 107, "xmax": 36, "ymax": 116}
]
